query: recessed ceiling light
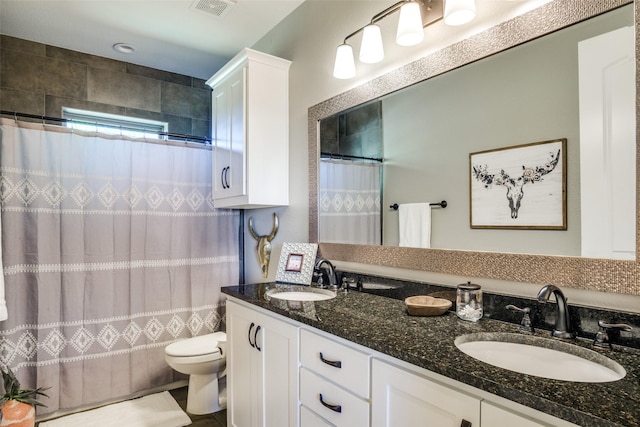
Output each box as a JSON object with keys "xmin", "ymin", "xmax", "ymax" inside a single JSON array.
[{"xmin": 113, "ymin": 43, "xmax": 135, "ymax": 54}]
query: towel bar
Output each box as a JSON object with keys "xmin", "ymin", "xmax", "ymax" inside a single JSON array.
[{"xmin": 390, "ymin": 201, "xmax": 447, "ymax": 210}]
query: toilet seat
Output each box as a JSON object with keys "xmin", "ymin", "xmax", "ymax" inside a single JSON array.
[{"xmin": 165, "ymin": 332, "xmax": 226, "ymax": 358}]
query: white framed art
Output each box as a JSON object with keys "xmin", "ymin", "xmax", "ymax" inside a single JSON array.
[{"xmin": 470, "ymin": 139, "xmax": 567, "ymax": 229}]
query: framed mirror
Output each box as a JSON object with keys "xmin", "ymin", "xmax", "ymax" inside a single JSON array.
[{"xmin": 308, "ymin": 0, "xmax": 639, "ymax": 295}]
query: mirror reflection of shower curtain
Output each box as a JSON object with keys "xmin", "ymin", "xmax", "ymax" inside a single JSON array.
[
  {"xmin": 319, "ymin": 159, "xmax": 381, "ymax": 245},
  {"xmin": 0, "ymin": 118, "xmax": 239, "ymax": 415}
]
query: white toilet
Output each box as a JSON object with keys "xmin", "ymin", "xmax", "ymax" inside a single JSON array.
[{"xmin": 165, "ymin": 331, "xmax": 227, "ymax": 415}]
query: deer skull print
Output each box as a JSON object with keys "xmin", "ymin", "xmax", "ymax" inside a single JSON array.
[{"xmin": 470, "ymin": 139, "xmax": 565, "ymax": 227}]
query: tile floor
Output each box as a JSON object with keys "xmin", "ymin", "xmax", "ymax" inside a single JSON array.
[{"xmin": 169, "ymin": 387, "xmax": 227, "ymax": 427}]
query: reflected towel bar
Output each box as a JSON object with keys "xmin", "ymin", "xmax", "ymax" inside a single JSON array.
[{"xmin": 390, "ymin": 201, "xmax": 447, "ymax": 210}]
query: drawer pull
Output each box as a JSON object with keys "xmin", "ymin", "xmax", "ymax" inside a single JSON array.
[
  {"xmin": 254, "ymin": 325, "xmax": 262, "ymax": 352},
  {"xmin": 248, "ymin": 322, "xmax": 255, "ymax": 348},
  {"xmin": 460, "ymin": 420, "xmax": 472, "ymax": 427},
  {"xmin": 319, "ymin": 393, "xmax": 342, "ymax": 413},
  {"xmin": 319, "ymin": 352, "xmax": 342, "ymax": 368}
]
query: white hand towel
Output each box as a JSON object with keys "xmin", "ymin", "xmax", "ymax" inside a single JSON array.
[{"xmin": 398, "ymin": 203, "xmax": 431, "ymax": 248}]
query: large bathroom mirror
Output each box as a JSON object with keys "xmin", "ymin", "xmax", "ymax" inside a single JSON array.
[{"xmin": 309, "ymin": 0, "xmax": 640, "ymax": 295}]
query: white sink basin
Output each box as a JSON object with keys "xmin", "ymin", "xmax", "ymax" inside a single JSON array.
[
  {"xmin": 455, "ymin": 333, "xmax": 626, "ymax": 383},
  {"xmin": 265, "ymin": 288, "xmax": 336, "ymax": 302}
]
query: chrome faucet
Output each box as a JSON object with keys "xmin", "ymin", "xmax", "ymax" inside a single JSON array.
[
  {"xmin": 314, "ymin": 258, "xmax": 337, "ymax": 289},
  {"xmin": 536, "ymin": 284, "xmax": 575, "ymax": 340}
]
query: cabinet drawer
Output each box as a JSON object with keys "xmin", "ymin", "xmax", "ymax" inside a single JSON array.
[
  {"xmin": 300, "ymin": 405, "xmax": 334, "ymax": 427},
  {"xmin": 300, "ymin": 329, "xmax": 371, "ymax": 398},
  {"xmin": 300, "ymin": 367, "xmax": 369, "ymax": 427}
]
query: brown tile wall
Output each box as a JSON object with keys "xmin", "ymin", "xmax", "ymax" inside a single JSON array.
[{"xmin": 0, "ymin": 35, "xmax": 211, "ymax": 138}]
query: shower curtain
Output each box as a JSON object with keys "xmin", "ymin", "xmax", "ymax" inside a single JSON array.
[
  {"xmin": 0, "ymin": 118, "xmax": 239, "ymax": 414},
  {"xmin": 319, "ymin": 158, "xmax": 381, "ymax": 245}
]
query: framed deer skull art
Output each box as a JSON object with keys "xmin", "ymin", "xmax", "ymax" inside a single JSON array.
[{"xmin": 470, "ymin": 139, "xmax": 567, "ymax": 229}]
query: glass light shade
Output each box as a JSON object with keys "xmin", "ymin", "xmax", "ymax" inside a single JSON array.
[
  {"xmin": 396, "ymin": 1, "xmax": 424, "ymax": 46},
  {"xmin": 444, "ymin": 0, "xmax": 476, "ymax": 26},
  {"xmin": 359, "ymin": 24, "xmax": 384, "ymax": 64},
  {"xmin": 333, "ymin": 43, "xmax": 356, "ymax": 79}
]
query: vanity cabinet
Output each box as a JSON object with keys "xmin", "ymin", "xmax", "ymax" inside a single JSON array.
[
  {"xmin": 226, "ymin": 300, "xmax": 298, "ymax": 427},
  {"xmin": 372, "ymin": 359, "xmax": 481, "ymax": 427},
  {"xmin": 299, "ymin": 329, "xmax": 371, "ymax": 426},
  {"xmin": 371, "ymin": 359, "xmax": 578, "ymax": 427},
  {"xmin": 225, "ymin": 294, "xmax": 581, "ymax": 427},
  {"xmin": 206, "ymin": 48, "xmax": 291, "ymax": 209}
]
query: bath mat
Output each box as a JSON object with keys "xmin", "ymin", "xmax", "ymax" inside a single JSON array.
[{"xmin": 39, "ymin": 391, "xmax": 191, "ymax": 427}]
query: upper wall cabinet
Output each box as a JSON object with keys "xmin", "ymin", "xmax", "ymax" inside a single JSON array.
[{"xmin": 206, "ymin": 48, "xmax": 291, "ymax": 209}]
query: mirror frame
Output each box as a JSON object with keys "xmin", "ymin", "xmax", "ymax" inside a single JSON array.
[{"xmin": 308, "ymin": 0, "xmax": 639, "ymax": 295}]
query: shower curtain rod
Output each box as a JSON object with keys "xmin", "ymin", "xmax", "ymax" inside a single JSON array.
[
  {"xmin": 320, "ymin": 152, "xmax": 383, "ymax": 162},
  {"xmin": 0, "ymin": 110, "xmax": 212, "ymax": 145}
]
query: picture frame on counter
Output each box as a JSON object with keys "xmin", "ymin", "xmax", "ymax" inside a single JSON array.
[{"xmin": 276, "ymin": 242, "xmax": 318, "ymax": 284}]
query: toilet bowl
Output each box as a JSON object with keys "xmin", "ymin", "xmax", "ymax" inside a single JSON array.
[{"xmin": 165, "ymin": 331, "xmax": 227, "ymax": 415}]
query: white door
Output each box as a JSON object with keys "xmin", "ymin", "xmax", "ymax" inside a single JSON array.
[
  {"xmin": 372, "ymin": 359, "xmax": 480, "ymax": 427},
  {"xmin": 579, "ymin": 26, "xmax": 635, "ymax": 259}
]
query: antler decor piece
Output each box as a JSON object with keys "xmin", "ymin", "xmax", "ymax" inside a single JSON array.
[
  {"xmin": 470, "ymin": 139, "xmax": 566, "ymax": 230},
  {"xmin": 248, "ymin": 212, "xmax": 279, "ymax": 278}
]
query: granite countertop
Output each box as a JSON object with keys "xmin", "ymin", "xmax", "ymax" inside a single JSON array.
[{"xmin": 222, "ymin": 283, "xmax": 640, "ymax": 427}]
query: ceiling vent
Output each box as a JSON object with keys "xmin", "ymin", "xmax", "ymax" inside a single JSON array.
[{"xmin": 191, "ymin": 0, "xmax": 236, "ymax": 18}]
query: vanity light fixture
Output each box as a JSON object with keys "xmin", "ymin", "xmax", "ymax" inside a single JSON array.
[
  {"xmin": 333, "ymin": 43, "xmax": 356, "ymax": 79},
  {"xmin": 333, "ymin": 0, "xmax": 476, "ymax": 79},
  {"xmin": 359, "ymin": 24, "xmax": 384, "ymax": 63},
  {"xmin": 396, "ymin": 0, "xmax": 424, "ymax": 46},
  {"xmin": 443, "ymin": 0, "xmax": 476, "ymax": 26}
]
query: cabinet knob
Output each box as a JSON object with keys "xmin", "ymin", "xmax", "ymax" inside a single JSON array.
[
  {"xmin": 319, "ymin": 393, "xmax": 342, "ymax": 413},
  {"xmin": 460, "ymin": 420, "xmax": 472, "ymax": 427}
]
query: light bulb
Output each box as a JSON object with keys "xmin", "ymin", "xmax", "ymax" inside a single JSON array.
[
  {"xmin": 333, "ymin": 43, "xmax": 356, "ymax": 79},
  {"xmin": 396, "ymin": 1, "xmax": 424, "ymax": 46},
  {"xmin": 359, "ymin": 24, "xmax": 384, "ymax": 64},
  {"xmin": 444, "ymin": 0, "xmax": 476, "ymax": 26}
]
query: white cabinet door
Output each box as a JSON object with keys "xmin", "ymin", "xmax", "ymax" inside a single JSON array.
[
  {"xmin": 372, "ymin": 359, "xmax": 480, "ymax": 427},
  {"xmin": 259, "ymin": 309, "xmax": 299, "ymax": 427},
  {"xmin": 481, "ymin": 402, "xmax": 549, "ymax": 427},
  {"xmin": 481, "ymin": 401, "xmax": 580, "ymax": 427},
  {"xmin": 227, "ymin": 300, "xmax": 260, "ymax": 427},
  {"xmin": 212, "ymin": 66, "xmax": 245, "ymax": 200},
  {"xmin": 226, "ymin": 300, "xmax": 299, "ymax": 427}
]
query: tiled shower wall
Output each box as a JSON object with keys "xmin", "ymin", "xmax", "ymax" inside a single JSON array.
[
  {"xmin": 319, "ymin": 100, "xmax": 383, "ymax": 159},
  {"xmin": 0, "ymin": 35, "xmax": 211, "ymax": 138}
]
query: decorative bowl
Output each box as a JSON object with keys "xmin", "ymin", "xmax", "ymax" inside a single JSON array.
[{"xmin": 405, "ymin": 295, "xmax": 452, "ymax": 316}]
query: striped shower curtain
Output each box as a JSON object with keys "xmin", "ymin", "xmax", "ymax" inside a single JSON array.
[{"xmin": 0, "ymin": 118, "xmax": 240, "ymax": 414}]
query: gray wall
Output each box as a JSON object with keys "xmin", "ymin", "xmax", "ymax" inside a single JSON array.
[
  {"xmin": 382, "ymin": 5, "xmax": 632, "ymax": 256},
  {"xmin": 0, "ymin": 35, "xmax": 211, "ymax": 138}
]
